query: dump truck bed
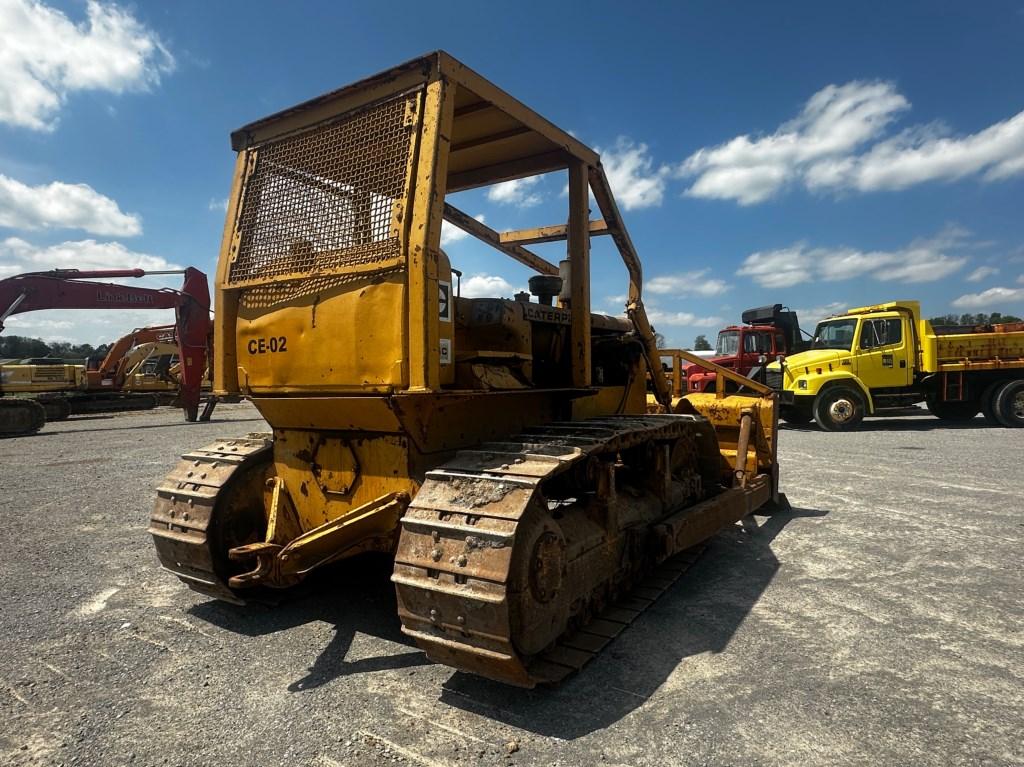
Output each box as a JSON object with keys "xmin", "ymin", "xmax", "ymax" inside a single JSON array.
[{"xmin": 921, "ymin": 322, "xmax": 1024, "ymax": 372}]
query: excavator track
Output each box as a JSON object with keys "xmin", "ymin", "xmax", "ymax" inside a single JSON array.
[
  {"xmin": 67, "ymin": 393, "xmax": 159, "ymax": 415},
  {"xmin": 393, "ymin": 414, "xmax": 767, "ymax": 687},
  {"xmin": 148, "ymin": 435, "xmax": 273, "ymax": 603},
  {"xmin": 36, "ymin": 395, "xmax": 72, "ymax": 422},
  {"xmin": 0, "ymin": 398, "xmax": 46, "ymax": 438}
]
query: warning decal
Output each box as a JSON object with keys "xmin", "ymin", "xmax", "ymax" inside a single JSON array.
[{"xmin": 438, "ymin": 281, "xmax": 451, "ymax": 322}]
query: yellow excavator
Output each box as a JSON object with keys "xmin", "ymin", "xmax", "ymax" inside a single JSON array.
[{"xmin": 150, "ymin": 52, "xmax": 785, "ymax": 687}]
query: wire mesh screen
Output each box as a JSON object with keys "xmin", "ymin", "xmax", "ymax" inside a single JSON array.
[{"xmin": 228, "ymin": 93, "xmax": 417, "ymax": 286}]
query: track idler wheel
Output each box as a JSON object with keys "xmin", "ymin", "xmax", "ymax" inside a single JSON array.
[
  {"xmin": 150, "ymin": 437, "xmax": 275, "ymax": 602},
  {"xmin": 508, "ymin": 507, "xmax": 570, "ymax": 657}
]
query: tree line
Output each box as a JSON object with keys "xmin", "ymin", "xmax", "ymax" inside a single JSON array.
[
  {"xmin": 927, "ymin": 312, "xmax": 1023, "ymax": 327},
  {"xmin": 0, "ymin": 335, "xmax": 110, "ymax": 361}
]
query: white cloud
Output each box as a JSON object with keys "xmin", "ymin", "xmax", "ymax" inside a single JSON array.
[
  {"xmin": 440, "ymin": 213, "xmax": 485, "ymax": 247},
  {"xmin": 600, "ymin": 138, "xmax": 670, "ymax": 210},
  {"xmin": 0, "ymin": 0, "xmax": 174, "ymax": 131},
  {"xmin": 680, "ymin": 81, "xmax": 908, "ymax": 204},
  {"xmin": 679, "ymin": 79, "xmax": 1024, "ymax": 203},
  {"xmin": 486, "ymin": 177, "xmax": 542, "ymax": 208},
  {"xmin": 646, "ymin": 309, "xmax": 723, "ymax": 328},
  {"xmin": 0, "ymin": 173, "xmax": 141, "ymax": 236},
  {"xmin": 794, "ymin": 302, "xmax": 847, "ymax": 329},
  {"xmin": 459, "ymin": 273, "xmax": 522, "ymax": 298},
  {"xmin": 604, "ymin": 293, "xmax": 627, "ymax": 308},
  {"xmin": 810, "ymin": 112, "xmax": 1024, "ymax": 192},
  {"xmin": 737, "ymin": 227, "xmax": 969, "ymax": 289},
  {"xmin": 951, "ymin": 286, "xmax": 1024, "ymax": 310},
  {"xmin": 966, "ymin": 266, "xmax": 999, "ymax": 283},
  {"xmin": 0, "ymin": 236, "xmax": 179, "ymax": 278},
  {"xmin": 207, "ymin": 197, "xmax": 228, "ymax": 213},
  {"xmin": 646, "ymin": 268, "xmax": 730, "ymax": 297},
  {"xmin": 734, "ymin": 245, "xmax": 816, "ymax": 289}
]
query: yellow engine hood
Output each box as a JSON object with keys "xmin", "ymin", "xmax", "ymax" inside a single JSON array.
[{"xmin": 778, "ymin": 348, "xmax": 848, "ymax": 371}]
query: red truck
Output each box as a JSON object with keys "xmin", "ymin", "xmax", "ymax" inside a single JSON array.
[{"xmin": 686, "ymin": 304, "xmax": 808, "ymax": 393}]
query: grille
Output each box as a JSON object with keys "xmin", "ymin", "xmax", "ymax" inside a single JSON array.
[
  {"xmin": 228, "ymin": 93, "xmax": 417, "ymax": 286},
  {"xmin": 32, "ymin": 366, "xmax": 68, "ymax": 382},
  {"xmin": 765, "ymin": 370, "xmax": 783, "ymax": 391}
]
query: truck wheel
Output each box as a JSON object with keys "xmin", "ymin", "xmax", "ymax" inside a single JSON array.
[
  {"xmin": 980, "ymin": 381, "xmax": 1005, "ymax": 424},
  {"xmin": 813, "ymin": 387, "xmax": 865, "ymax": 431},
  {"xmin": 925, "ymin": 397, "xmax": 980, "ymax": 421},
  {"xmin": 780, "ymin": 405, "xmax": 812, "ymax": 425},
  {"xmin": 992, "ymin": 380, "xmax": 1024, "ymax": 428}
]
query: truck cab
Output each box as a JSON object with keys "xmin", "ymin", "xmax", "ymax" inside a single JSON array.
[
  {"xmin": 767, "ymin": 300, "xmax": 1024, "ymax": 430},
  {"xmin": 687, "ymin": 304, "xmax": 804, "ymax": 393},
  {"xmin": 766, "ymin": 303, "xmax": 918, "ymax": 429}
]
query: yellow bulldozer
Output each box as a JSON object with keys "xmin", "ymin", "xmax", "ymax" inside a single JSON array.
[{"xmin": 150, "ymin": 52, "xmax": 785, "ymax": 687}]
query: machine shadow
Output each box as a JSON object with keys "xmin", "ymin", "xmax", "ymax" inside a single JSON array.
[
  {"xmin": 188, "ymin": 552, "xmax": 430, "ymax": 691},
  {"xmin": 187, "ymin": 506, "xmax": 823, "ymax": 721},
  {"xmin": 436, "ymin": 505, "xmax": 828, "ymax": 740},
  {"xmin": 782, "ymin": 415, "xmax": 995, "ymax": 433},
  {"xmin": 32, "ymin": 415, "xmax": 267, "ymax": 436}
]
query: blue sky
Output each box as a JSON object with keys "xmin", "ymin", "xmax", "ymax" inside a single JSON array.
[{"xmin": 1, "ymin": 0, "xmax": 1023, "ymax": 346}]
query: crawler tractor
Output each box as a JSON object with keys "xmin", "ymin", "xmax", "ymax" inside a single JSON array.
[{"xmin": 150, "ymin": 53, "xmax": 785, "ymax": 687}]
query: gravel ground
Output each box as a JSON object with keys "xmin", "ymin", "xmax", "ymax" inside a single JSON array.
[{"xmin": 0, "ymin": 402, "xmax": 1020, "ymax": 767}]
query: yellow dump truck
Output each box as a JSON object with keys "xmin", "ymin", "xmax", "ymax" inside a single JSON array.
[{"xmin": 767, "ymin": 300, "xmax": 1024, "ymax": 430}]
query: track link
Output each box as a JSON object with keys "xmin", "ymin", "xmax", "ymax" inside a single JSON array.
[
  {"xmin": 393, "ymin": 414, "xmax": 742, "ymax": 687},
  {"xmin": 67, "ymin": 393, "xmax": 158, "ymax": 415},
  {"xmin": 0, "ymin": 398, "xmax": 46, "ymax": 438},
  {"xmin": 149, "ymin": 435, "xmax": 272, "ymax": 603}
]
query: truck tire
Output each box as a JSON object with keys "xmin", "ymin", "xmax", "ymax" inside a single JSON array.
[
  {"xmin": 813, "ymin": 386, "xmax": 865, "ymax": 431},
  {"xmin": 925, "ymin": 397, "xmax": 980, "ymax": 421},
  {"xmin": 992, "ymin": 380, "xmax": 1024, "ymax": 428},
  {"xmin": 980, "ymin": 381, "xmax": 1006, "ymax": 424},
  {"xmin": 780, "ymin": 405, "xmax": 812, "ymax": 425}
]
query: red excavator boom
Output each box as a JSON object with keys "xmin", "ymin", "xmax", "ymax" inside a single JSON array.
[{"xmin": 0, "ymin": 268, "xmax": 211, "ymax": 421}]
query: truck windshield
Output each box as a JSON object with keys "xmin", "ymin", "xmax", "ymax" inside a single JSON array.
[
  {"xmin": 812, "ymin": 319, "xmax": 857, "ymax": 351},
  {"xmin": 716, "ymin": 331, "xmax": 739, "ymax": 355}
]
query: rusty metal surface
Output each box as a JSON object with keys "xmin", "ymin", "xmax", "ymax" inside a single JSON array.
[
  {"xmin": 149, "ymin": 436, "xmax": 273, "ymax": 603},
  {"xmin": 393, "ymin": 414, "xmax": 771, "ymax": 687},
  {"xmin": 498, "ymin": 219, "xmax": 610, "ymax": 247}
]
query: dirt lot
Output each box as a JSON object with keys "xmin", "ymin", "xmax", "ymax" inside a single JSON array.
[{"xmin": 0, "ymin": 402, "xmax": 1020, "ymax": 767}]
